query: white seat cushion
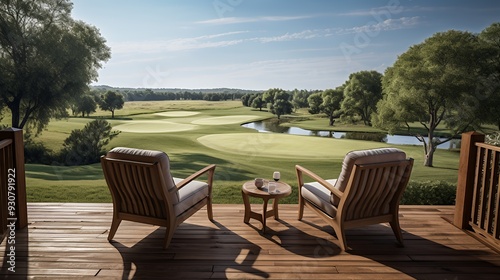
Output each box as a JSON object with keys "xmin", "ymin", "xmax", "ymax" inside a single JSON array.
[
  {"xmin": 173, "ymin": 178, "xmax": 209, "ymax": 216},
  {"xmin": 302, "ymin": 179, "xmax": 338, "ymax": 217}
]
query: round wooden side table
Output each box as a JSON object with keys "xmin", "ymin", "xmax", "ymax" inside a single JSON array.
[{"xmin": 241, "ymin": 180, "xmax": 292, "ymax": 233}]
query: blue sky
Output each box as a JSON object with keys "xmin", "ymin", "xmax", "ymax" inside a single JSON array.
[{"xmin": 71, "ymin": 0, "xmax": 500, "ymax": 90}]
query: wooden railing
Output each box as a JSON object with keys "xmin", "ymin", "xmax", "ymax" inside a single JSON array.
[
  {"xmin": 455, "ymin": 131, "xmax": 499, "ymax": 251},
  {"xmin": 0, "ymin": 128, "xmax": 28, "ymax": 242}
]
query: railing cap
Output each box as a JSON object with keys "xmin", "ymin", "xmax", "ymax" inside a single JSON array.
[
  {"xmin": 1, "ymin": 127, "xmax": 22, "ymax": 132},
  {"xmin": 462, "ymin": 131, "xmax": 484, "ymax": 136}
]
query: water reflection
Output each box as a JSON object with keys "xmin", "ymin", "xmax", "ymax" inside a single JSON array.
[{"xmin": 241, "ymin": 120, "xmax": 459, "ymax": 150}]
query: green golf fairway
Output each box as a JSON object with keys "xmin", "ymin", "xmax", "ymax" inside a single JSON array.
[
  {"xmin": 192, "ymin": 115, "xmax": 262, "ymax": 125},
  {"xmin": 114, "ymin": 120, "xmax": 199, "ymax": 133},
  {"xmin": 154, "ymin": 111, "xmax": 200, "ymax": 117},
  {"xmin": 198, "ymin": 133, "xmax": 392, "ymax": 159}
]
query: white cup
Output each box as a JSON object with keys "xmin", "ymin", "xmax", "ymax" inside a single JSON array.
[{"xmin": 268, "ymin": 182, "xmax": 276, "ymax": 194}]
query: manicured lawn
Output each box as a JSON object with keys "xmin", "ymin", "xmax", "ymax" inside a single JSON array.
[{"xmin": 21, "ymin": 100, "xmax": 461, "ymax": 203}]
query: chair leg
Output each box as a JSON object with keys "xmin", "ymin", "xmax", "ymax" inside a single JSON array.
[
  {"xmin": 107, "ymin": 217, "xmax": 122, "ymax": 241},
  {"xmin": 164, "ymin": 222, "xmax": 177, "ymax": 249},
  {"xmin": 298, "ymin": 196, "xmax": 305, "ymax": 221},
  {"xmin": 207, "ymin": 198, "xmax": 214, "ymax": 221},
  {"xmin": 332, "ymin": 222, "xmax": 347, "ymax": 251},
  {"xmin": 389, "ymin": 215, "xmax": 404, "ymax": 247}
]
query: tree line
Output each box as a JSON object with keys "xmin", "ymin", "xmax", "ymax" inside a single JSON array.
[
  {"xmin": 120, "ymin": 89, "xmax": 247, "ymax": 102},
  {"xmin": 241, "ymin": 70, "xmax": 382, "ymax": 126},
  {"xmin": 70, "ymin": 89, "xmax": 250, "ymax": 119}
]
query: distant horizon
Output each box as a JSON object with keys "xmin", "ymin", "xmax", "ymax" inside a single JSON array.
[
  {"xmin": 72, "ymin": 0, "xmax": 500, "ymax": 90},
  {"xmin": 91, "ymin": 84, "xmax": 264, "ymax": 92}
]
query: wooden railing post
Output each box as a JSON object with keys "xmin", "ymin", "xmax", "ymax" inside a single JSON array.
[
  {"xmin": 0, "ymin": 128, "xmax": 28, "ymax": 229},
  {"xmin": 454, "ymin": 131, "xmax": 485, "ymax": 229}
]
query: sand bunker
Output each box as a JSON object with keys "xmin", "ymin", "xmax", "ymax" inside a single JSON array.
[
  {"xmin": 154, "ymin": 111, "xmax": 200, "ymax": 117},
  {"xmin": 114, "ymin": 120, "xmax": 198, "ymax": 133},
  {"xmin": 191, "ymin": 115, "xmax": 261, "ymax": 125}
]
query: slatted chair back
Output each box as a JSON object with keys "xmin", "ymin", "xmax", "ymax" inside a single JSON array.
[
  {"xmin": 100, "ymin": 147, "xmax": 216, "ymax": 249},
  {"xmin": 296, "ymin": 147, "xmax": 414, "ymax": 251},
  {"xmin": 101, "ymin": 157, "xmax": 172, "ymax": 220},
  {"xmin": 338, "ymin": 159, "xmax": 413, "ymax": 223}
]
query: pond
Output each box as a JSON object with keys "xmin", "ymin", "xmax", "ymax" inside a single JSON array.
[{"xmin": 241, "ymin": 120, "xmax": 460, "ymax": 150}]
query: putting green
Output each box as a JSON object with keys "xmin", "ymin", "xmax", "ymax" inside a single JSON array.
[
  {"xmin": 154, "ymin": 111, "xmax": 200, "ymax": 117},
  {"xmin": 191, "ymin": 115, "xmax": 261, "ymax": 125},
  {"xmin": 198, "ymin": 133, "xmax": 391, "ymax": 159},
  {"xmin": 114, "ymin": 120, "xmax": 198, "ymax": 133}
]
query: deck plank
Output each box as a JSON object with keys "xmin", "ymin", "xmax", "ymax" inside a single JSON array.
[{"xmin": 1, "ymin": 203, "xmax": 499, "ymax": 279}]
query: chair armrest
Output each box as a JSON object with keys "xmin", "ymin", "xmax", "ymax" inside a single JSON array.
[
  {"xmin": 295, "ymin": 165, "xmax": 343, "ymax": 199},
  {"xmin": 176, "ymin": 164, "xmax": 216, "ymax": 190}
]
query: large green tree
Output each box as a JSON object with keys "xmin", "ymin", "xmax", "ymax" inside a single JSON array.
[
  {"xmin": 100, "ymin": 90, "xmax": 124, "ymax": 118},
  {"xmin": 321, "ymin": 87, "xmax": 344, "ymax": 126},
  {"xmin": 251, "ymin": 95, "xmax": 265, "ymax": 111},
  {"xmin": 0, "ymin": 0, "xmax": 111, "ymax": 132},
  {"xmin": 374, "ymin": 30, "xmax": 488, "ymax": 167},
  {"xmin": 291, "ymin": 89, "xmax": 313, "ymax": 112},
  {"xmin": 478, "ymin": 23, "xmax": 500, "ymax": 130},
  {"xmin": 307, "ymin": 87, "xmax": 344, "ymax": 126},
  {"xmin": 76, "ymin": 94, "xmax": 98, "ymax": 117},
  {"xmin": 341, "ymin": 71, "xmax": 383, "ymax": 126},
  {"xmin": 266, "ymin": 89, "xmax": 292, "ymax": 119},
  {"xmin": 307, "ymin": 93, "xmax": 322, "ymax": 114},
  {"xmin": 262, "ymin": 88, "xmax": 282, "ymax": 106}
]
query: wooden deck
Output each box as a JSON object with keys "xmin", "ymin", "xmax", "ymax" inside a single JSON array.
[{"xmin": 1, "ymin": 203, "xmax": 500, "ymax": 279}]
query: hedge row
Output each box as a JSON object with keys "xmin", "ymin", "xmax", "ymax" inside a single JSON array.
[{"xmin": 401, "ymin": 180, "xmax": 456, "ymax": 205}]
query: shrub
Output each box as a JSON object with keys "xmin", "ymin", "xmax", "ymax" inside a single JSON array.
[
  {"xmin": 486, "ymin": 131, "xmax": 500, "ymax": 146},
  {"xmin": 24, "ymin": 141, "xmax": 55, "ymax": 164},
  {"xmin": 343, "ymin": 132, "xmax": 387, "ymax": 142},
  {"xmin": 401, "ymin": 180, "xmax": 456, "ymax": 205},
  {"xmin": 59, "ymin": 119, "xmax": 119, "ymax": 166}
]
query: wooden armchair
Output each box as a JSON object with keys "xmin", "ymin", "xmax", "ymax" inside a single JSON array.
[
  {"xmin": 100, "ymin": 147, "xmax": 216, "ymax": 249},
  {"xmin": 295, "ymin": 148, "xmax": 413, "ymax": 251}
]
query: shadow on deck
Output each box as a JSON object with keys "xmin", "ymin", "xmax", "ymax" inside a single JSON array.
[{"xmin": 1, "ymin": 203, "xmax": 499, "ymax": 279}]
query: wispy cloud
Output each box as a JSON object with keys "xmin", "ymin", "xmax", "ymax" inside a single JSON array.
[
  {"xmin": 256, "ymin": 17, "xmax": 420, "ymax": 42},
  {"xmin": 111, "ymin": 31, "xmax": 248, "ymax": 53},
  {"xmin": 341, "ymin": 5, "xmax": 449, "ymax": 17},
  {"xmin": 196, "ymin": 15, "xmax": 315, "ymax": 25},
  {"xmin": 111, "ymin": 17, "xmax": 419, "ymax": 54},
  {"xmin": 256, "ymin": 30, "xmax": 321, "ymax": 43},
  {"xmin": 339, "ymin": 17, "xmax": 420, "ymax": 35}
]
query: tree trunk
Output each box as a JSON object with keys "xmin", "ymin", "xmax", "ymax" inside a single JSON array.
[
  {"xmin": 329, "ymin": 115, "xmax": 335, "ymax": 126},
  {"xmin": 11, "ymin": 106, "xmax": 20, "ymax": 128},
  {"xmin": 424, "ymin": 146, "xmax": 435, "ymax": 167},
  {"xmin": 111, "ymin": 110, "xmax": 115, "ymax": 119},
  {"xmin": 424, "ymin": 129, "xmax": 435, "ymax": 167}
]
